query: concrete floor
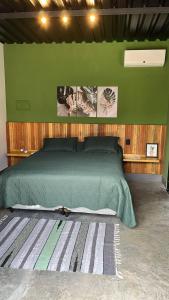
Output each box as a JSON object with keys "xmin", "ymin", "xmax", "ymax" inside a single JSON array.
[{"xmin": 0, "ymin": 181, "xmax": 169, "ymax": 300}]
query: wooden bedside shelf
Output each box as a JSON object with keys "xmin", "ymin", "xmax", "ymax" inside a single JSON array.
[
  {"xmin": 6, "ymin": 151, "xmax": 160, "ymax": 171},
  {"xmin": 7, "ymin": 150, "xmax": 37, "ymax": 158},
  {"xmin": 123, "ymin": 154, "xmax": 160, "ymax": 163}
]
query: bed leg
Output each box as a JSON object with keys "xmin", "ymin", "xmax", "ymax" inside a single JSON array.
[
  {"xmin": 57, "ymin": 207, "xmax": 71, "ymax": 217},
  {"xmin": 64, "ymin": 208, "xmax": 71, "ymax": 217},
  {"xmin": 57, "ymin": 207, "xmax": 66, "ymax": 215},
  {"xmin": 8, "ymin": 207, "xmax": 14, "ymax": 213},
  {"xmin": 60, "ymin": 207, "xmax": 65, "ymax": 215}
]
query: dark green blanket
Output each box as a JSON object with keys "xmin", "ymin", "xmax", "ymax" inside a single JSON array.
[{"xmin": 0, "ymin": 151, "xmax": 136, "ymax": 228}]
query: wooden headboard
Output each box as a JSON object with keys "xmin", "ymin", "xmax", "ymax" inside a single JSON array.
[{"xmin": 7, "ymin": 122, "xmax": 166, "ymax": 175}]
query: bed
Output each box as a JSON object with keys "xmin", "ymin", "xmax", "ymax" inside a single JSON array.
[{"xmin": 0, "ymin": 137, "xmax": 136, "ymax": 228}]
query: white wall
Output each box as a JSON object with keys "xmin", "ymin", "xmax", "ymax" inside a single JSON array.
[{"xmin": 0, "ymin": 43, "xmax": 7, "ymax": 171}]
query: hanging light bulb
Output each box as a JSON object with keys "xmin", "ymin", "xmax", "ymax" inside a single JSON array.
[
  {"xmin": 41, "ymin": 16, "xmax": 48, "ymax": 24},
  {"xmin": 87, "ymin": 10, "xmax": 98, "ymax": 27},
  {"xmin": 89, "ymin": 14, "xmax": 96, "ymax": 23},
  {"xmin": 60, "ymin": 12, "xmax": 70, "ymax": 27},
  {"xmin": 38, "ymin": 13, "xmax": 49, "ymax": 28}
]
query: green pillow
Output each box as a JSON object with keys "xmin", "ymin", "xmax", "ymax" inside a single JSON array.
[
  {"xmin": 83, "ymin": 136, "xmax": 119, "ymax": 152},
  {"xmin": 42, "ymin": 137, "xmax": 78, "ymax": 152}
]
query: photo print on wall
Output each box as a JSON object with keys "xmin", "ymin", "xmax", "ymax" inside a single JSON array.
[
  {"xmin": 57, "ymin": 86, "xmax": 118, "ymax": 118},
  {"xmin": 76, "ymin": 86, "xmax": 97, "ymax": 117},
  {"xmin": 97, "ymin": 87, "xmax": 118, "ymax": 118},
  {"xmin": 57, "ymin": 86, "xmax": 77, "ymax": 117}
]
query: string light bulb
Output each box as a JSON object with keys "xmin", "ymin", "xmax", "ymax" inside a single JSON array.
[
  {"xmin": 60, "ymin": 13, "xmax": 70, "ymax": 27},
  {"xmin": 41, "ymin": 16, "xmax": 47, "ymax": 24},
  {"xmin": 87, "ymin": 11, "xmax": 98, "ymax": 27},
  {"xmin": 38, "ymin": 13, "xmax": 49, "ymax": 28},
  {"xmin": 89, "ymin": 14, "xmax": 96, "ymax": 23}
]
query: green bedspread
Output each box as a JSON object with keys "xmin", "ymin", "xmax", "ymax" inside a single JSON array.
[{"xmin": 0, "ymin": 151, "xmax": 136, "ymax": 228}]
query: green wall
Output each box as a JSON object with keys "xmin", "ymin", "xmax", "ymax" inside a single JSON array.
[
  {"xmin": 4, "ymin": 40, "xmax": 169, "ymax": 124},
  {"xmin": 163, "ymin": 101, "xmax": 169, "ymax": 183}
]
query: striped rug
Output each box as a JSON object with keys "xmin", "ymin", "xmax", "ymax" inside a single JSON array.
[{"xmin": 0, "ymin": 215, "xmax": 121, "ymax": 277}]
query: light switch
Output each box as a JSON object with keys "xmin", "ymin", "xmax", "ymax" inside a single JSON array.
[{"xmin": 126, "ymin": 139, "xmax": 130, "ymax": 145}]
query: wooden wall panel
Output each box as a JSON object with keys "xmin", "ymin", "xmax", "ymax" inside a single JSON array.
[
  {"xmin": 69, "ymin": 124, "xmax": 98, "ymax": 141},
  {"xmin": 6, "ymin": 122, "xmax": 166, "ymax": 175},
  {"xmin": 124, "ymin": 161, "xmax": 160, "ymax": 174},
  {"xmin": 99, "ymin": 124, "xmax": 126, "ymax": 149}
]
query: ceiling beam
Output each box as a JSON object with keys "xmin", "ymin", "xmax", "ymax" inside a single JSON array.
[{"xmin": 0, "ymin": 7, "xmax": 169, "ymax": 20}]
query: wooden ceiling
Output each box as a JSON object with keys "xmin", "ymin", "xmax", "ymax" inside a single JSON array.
[{"xmin": 0, "ymin": 0, "xmax": 169, "ymax": 43}]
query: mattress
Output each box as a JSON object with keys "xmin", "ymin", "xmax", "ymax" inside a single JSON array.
[{"xmin": 13, "ymin": 204, "xmax": 116, "ymax": 215}]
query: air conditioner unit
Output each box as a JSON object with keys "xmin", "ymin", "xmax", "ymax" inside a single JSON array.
[{"xmin": 124, "ymin": 49, "xmax": 166, "ymax": 67}]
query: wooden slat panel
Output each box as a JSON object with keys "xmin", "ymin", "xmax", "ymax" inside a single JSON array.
[
  {"xmin": 6, "ymin": 122, "xmax": 166, "ymax": 174},
  {"xmin": 69, "ymin": 124, "xmax": 98, "ymax": 141},
  {"xmin": 98, "ymin": 124, "xmax": 126, "ymax": 149},
  {"xmin": 124, "ymin": 162, "xmax": 159, "ymax": 174}
]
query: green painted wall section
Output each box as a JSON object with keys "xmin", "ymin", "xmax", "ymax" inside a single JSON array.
[
  {"xmin": 163, "ymin": 101, "xmax": 169, "ymax": 182},
  {"xmin": 4, "ymin": 40, "xmax": 169, "ymax": 124}
]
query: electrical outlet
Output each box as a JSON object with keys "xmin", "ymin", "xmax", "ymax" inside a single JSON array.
[{"xmin": 126, "ymin": 139, "xmax": 130, "ymax": 145}]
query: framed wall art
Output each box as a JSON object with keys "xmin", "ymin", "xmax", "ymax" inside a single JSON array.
[
  {"xmin": 57, "ymin": 86, "xmax": 118, "ymax": 118},
  {"xmin": 146, "ymin": 143, "xmax": 158, "ymax": 158},
  {"xmin": 57, "ymin": 86, "xmax": 77, "ymax": 117},
  {"xmin": 97, "ymin": 86, "xmax": 118, "ymax": 118}
]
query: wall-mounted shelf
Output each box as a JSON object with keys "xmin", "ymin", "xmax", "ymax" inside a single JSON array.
[
  {"xmin": 7, "ymin": 150, "xmax": 37, "ymax": 166},
  {"xmin": 7, "ymin": 150, "xmax": 36, "ymax": 158},
  {"xmin": 123, "ymin": 154, "xmax": 160, "ymax": 163},
  {"xmin": 7, "ymin": 151, "xmax": 160, "ymax": 162},
  {"xmin": 6, "ymin": 151, "xmax": 160, "ymax": 174}
]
